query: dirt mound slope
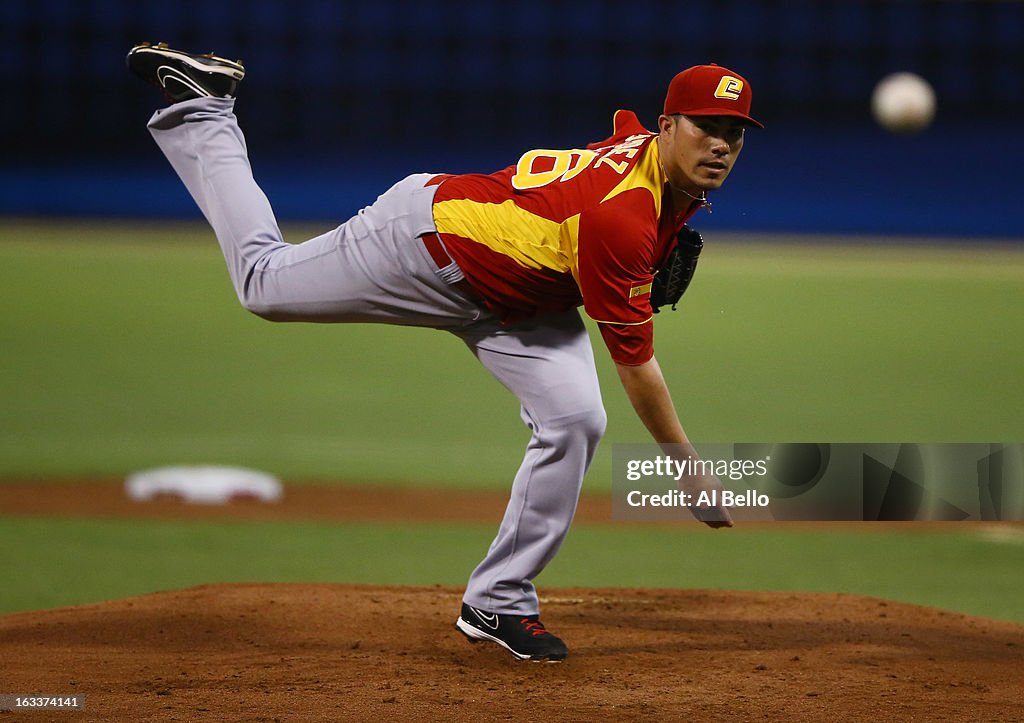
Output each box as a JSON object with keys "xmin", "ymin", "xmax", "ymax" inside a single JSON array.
[{"xmin": 1, "ymin": 583, "xmax": 1021, "ymax": 721}]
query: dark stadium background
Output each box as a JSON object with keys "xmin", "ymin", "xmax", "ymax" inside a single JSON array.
[{"xmin": 2, "ymin": 0, "xmax": 1021, "ymax": 237}]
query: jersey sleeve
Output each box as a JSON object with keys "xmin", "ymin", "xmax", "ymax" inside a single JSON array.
[
  {"xmin": 598, "ymin": 320, "xmax": 654, "ymax": 365},
  {"xmin": 577, "ymin": 189, "xmax": 659, "ymax": 364},
  {"xmin": 577, "ymin": 190, "xmax": 657, "ymax": 325}
]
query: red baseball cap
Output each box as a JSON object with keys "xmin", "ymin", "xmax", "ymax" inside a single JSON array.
[{"xmin": 663, "ymin": 64, "xmax": 763, "ymax": 128}]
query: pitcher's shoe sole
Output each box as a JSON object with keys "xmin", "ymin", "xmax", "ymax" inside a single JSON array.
[{"xmin": 127, "ymin": 42, "xmax": 244, "ymax": 102}]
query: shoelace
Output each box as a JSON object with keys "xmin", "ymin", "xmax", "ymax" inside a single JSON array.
[{"xmin": 520, "ymin": 618, "xmax": 548, "ymax": 637}]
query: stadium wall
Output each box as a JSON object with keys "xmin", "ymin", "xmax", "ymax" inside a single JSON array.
[{"xmin": 1, "ymin": 0, "xmax": 1021, "ymax": 238}]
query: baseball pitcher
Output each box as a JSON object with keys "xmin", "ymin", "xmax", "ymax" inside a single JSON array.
[{"xmin": 127, "ymin": 43, "xmax": 760, "ymax": 661}]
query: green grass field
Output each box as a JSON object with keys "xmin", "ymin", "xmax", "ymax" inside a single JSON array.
[
  {"xmin": 2, "ymin": 517, "xmax": 1022, "ymax": 622},
  {"xmin": 3, "ymin": 221, "xmax": 1021, "ymax": 485},
  {"xmin": 2, "ymin": 220, "xmax": 1023, "ymax": 620}
]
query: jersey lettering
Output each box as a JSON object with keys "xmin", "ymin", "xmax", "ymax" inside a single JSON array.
[
  {"xmin": 510, "ymin": 133, "xmax": 648, "ymax": 190},
  {"xmin": 595, "ymin": 133, "xmax": 647, "ymax": 173},
  {"xmin": 511, "ymin": 149, "xmax": 598, "ymax": 190}
]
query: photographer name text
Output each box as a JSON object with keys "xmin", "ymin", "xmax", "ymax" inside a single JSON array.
[{"xmin": 626, "ymin": 489, "xmax": 769, "ymax": 508}]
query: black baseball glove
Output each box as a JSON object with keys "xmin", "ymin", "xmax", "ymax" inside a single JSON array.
[{"xmin": 651, "ymin": 226, "xmax": 703, "ymax": 313}]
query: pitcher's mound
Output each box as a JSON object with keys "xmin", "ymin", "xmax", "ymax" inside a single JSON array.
[{"xmin": 1, "ymin": 584, "xmax": 1021, "ymax": 721}]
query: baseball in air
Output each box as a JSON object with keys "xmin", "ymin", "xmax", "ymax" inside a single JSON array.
[{"xmin": 871, "ymin": 72, "xmax": 936, "ymax": 133}]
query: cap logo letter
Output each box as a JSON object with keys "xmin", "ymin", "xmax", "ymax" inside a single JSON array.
[{"xmin": 714, "ymin": 76, "xmax": 743, "ymax": 100}]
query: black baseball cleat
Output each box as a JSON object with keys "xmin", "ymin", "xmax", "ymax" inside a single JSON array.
[
  {"xmin": 126, "ymin": 42, "xmax": 245, "ymax": 102},
  {"xmin": 456, "ymin": 603, "xmax": 568, "ymax": 662}
]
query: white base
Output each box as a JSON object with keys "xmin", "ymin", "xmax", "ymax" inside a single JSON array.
[{"xmin": 125, "ymin": 465, "xmax": 283, "ymax": 505}]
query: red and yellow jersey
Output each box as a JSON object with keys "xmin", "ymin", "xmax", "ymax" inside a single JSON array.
[{"xmin": 431, "ymin": 110, "xmax": 703, "ymax": 365}]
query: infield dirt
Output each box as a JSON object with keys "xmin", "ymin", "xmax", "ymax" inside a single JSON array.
[{"xmin": 1, "ymin": 483, "xmax": 1022, "ymax": 721}]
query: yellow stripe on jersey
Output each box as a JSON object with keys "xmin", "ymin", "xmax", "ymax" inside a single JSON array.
[
  {"xmin": 432, "ymin": 137, "xmax": 665, "ymax": 276},
  {"xmin": 433, "ymin": 198, "xmax": 569, "ymax": 272},
  {"xmin": 563, "ymin": 213, "xmax": 582, "ymax": 282},
  {"xmin": 601, "ymin": 138, "xmax": 666, "ymax": 214}
]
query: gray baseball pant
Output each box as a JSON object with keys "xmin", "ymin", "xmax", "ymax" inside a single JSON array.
[{"xmin": 148, "ymin": 97, "xmax": 606, "ymax": 615}]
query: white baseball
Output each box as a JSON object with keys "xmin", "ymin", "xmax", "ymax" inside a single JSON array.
[{"xmin": 871, "ymin": 72, "xmax": 936, "ymax": 134}]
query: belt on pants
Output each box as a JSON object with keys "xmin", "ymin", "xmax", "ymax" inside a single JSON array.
[{"xmin": 420, "ymin": 232, "xmax": 483, "ymax": 302}]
